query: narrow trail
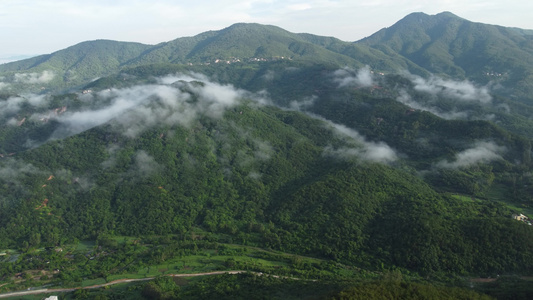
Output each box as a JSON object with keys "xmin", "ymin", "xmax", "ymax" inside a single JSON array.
[{"xmin": 0, "ymin": 270, "xmax": 312, "ymax": 298}]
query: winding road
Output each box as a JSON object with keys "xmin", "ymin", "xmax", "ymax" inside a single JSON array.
[{"xmin": 0, "ymin": 271, "xmax": 248, "ymax": 298}]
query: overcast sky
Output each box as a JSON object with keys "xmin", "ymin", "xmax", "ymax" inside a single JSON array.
[{"xmin": 1, "ymin": 0, "xmax": 532, "ymax": 61}]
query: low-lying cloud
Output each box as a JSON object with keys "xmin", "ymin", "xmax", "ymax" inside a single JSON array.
[
  {"xmin": 435, "ymin": 141, "xmax": 505, "ymax": 169},
  {"xmin": 14, "ymin": 70, "xmax": 55, "ymax": 84},
  {"xmin": 0, "ymin": 158, "xmax": 42, "ymax": 182},
  {"xmin": 51, "ymin": 85, "xmax": 170, "ymax": 138},
  {"xmin": 289, "ymin": 95, "xmax": 317, "ymax": 111},
  {"xmin": 333, "ymin": 65, "xmax": 374, "ymax": 88},
  {"xmin": 393, "ymin": 72, "xmax": 495, "ymax": 120},
  {"xmin": 45, "ymin": 73, "xmax": 250, "ymax": 140},
  {"xmin": 0, "ymin": 94, "xmax": 49, "ymax": 120},
  {"xmin": 396, "ymin": 90, "xmax": 468, "ymax": 120},
  {"xmin": 411, "ymin": 75, "xmax": 492, "ymax": 104},
  {"xmin": 261, "ymin": 70, "xmax": 275, "ymax": 82},
  {"xmin": 324, "ymin": 122, "xmax": 398, "ymax": 163}
]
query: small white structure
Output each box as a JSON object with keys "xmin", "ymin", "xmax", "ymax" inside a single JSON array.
[
  {"xmin": 512, "ymin": 214, "xmax": 528, "ymax": 221},
  {"xmin": 512, "ymin": 214, "xmax": 531, "ymax": 225}
]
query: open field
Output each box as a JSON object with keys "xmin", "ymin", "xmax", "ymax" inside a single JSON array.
[{"xmin": 0, "ymin": 236, "xmax": 370, "ymax": 298}]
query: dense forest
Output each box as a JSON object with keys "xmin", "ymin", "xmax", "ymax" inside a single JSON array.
[{"xmin": 1, "ymin": 11, "xmax": 533, "ymax": 299}]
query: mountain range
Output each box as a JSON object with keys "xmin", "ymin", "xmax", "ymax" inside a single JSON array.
[
  {"xmin": 1, "ymin": 11, "xmax": 533, "ymax": 299},
  {"xmin": 2, "ymin": 11, "xmax": 533, "ymax": 101}
]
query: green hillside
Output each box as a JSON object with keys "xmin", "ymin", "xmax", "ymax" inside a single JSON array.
[
  {"xmin": 0, "ymin": 23, "xmax": 426, "ymax": 93},
  {"xmin": 357, "ymin": 12, "xmax": 533, "ymax": 102},
  {"xmin": 0, "ymin": 40, "xmax": 152, "ymax": 91},
  {"xmin": 80, "ymin": 59, "xmax": 533, "ymax": 213},
  {"xmin": 1, "ymin": 75, "xmax": 532, "ymax": 277},
  {"xmin": 0, "ymin": 24, "xmax": 366, "ymax": 93},
  {"xmin": 2, "ymin": 14, "xmax": 533, "ymax": 102},
  {"xmin": 1, "ymin": 12, "xmax": 533, "ymax": 299}
]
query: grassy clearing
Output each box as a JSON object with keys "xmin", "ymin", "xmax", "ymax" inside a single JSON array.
[
  {"xmin": 76, "ymin": 241, "xmax": 96, "ymax": 252},
  {"xmin": 103, "ymin": 244, "xmax": 336, "ymax": 283},
  {"xmin": 453, "ymin": 191, "xmax": 533, "ymax": 218},
  {"xmin": 484, "ymin": 183, "xmax": 509, "ymax": 201},
  {"xmin": 1, "ymin": 236, "xmax": 367, "ymax": 297},
  {"xmin": 486, "ymin": 184, "xmax": 533, "ymax": 215}
]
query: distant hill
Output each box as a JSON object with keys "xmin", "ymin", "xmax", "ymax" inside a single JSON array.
[
  {"xmin": 2, "ymin": 13, "xmax": 533, "ymax": 101},
  {"xmin": 0, "ymin": 25, "xmax": 360, "ymax": 91},
  {"xmin": 357, "ymin": 11, "xmax": 533, "ymax": 102},
  {"xmin": 0, "ymin": 40, "xmax": 151, "ymax": 90},
  {"xmin": 0, "ymin": 23, "xmax": 420, "ymax": 92}
]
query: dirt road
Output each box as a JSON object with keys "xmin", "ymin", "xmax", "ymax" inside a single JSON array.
[{"xmin": 0, "ymin": 271, "xmax": 248, "ymax": 298}]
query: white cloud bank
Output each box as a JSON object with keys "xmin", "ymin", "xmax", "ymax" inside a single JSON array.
[
  {"xmin": 324, "ymin": 122, "xmax": 398, "ymax": 163},
  {"xmin": 14, "ymin": 70, "xmax": 55, "ymax": 84},
  {"xmin": 0, "ymin": 94, "xmax": 49, "ymax": 120},
  {"xmin": 333, "ymin": 66, "xmax": 375, "ymax": 88},
  {"xmin": 411, "ymin": 75, "xmax": 492, "ymax": 104},
  {"xmin": 396, "ymin": 90, "xmax": 469, "ymax": 120},
  {"xmin": 436, "ymin": 141, "xmax": 505, "ymax": 169},
  {"xmin": 45, "ymin": 73, "xmax": 252, "ymax": 140},
  {"xmin": 394, "ymin": 73, "xmax": 495, "ymax": 120}
]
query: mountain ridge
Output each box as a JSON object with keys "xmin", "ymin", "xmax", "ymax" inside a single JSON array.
[
  {"xmin": 358, "ymin": 11, "xmax": 533, "ymax": 100},
  {"xmin": 2, "ymin": 12, "xmax": 533, "ymax": 103}
]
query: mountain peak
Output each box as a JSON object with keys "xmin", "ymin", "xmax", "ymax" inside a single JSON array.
[
  {"xmin": 219, "ymin": 22, "xmax": 292, "ymax": 37},
  {"xmin": 399, "ymin": 11, "xmax": 463, "ymax": 24},
  {"xmin": 436, "ymin": 11, "xmax": 460, "ymax": 18}
]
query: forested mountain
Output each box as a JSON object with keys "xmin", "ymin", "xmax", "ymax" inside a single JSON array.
[
  {"xmin": 358, "ymin": 12, "xmax": 533, "ymax": 102},
  {"xmin": 0, "ymin": 40, "xmax": 152, "ymax": 91},
  {"xmin": 2, "ymin": 11, "xmax": 533, "ymax": 101},
  {"xmin": 1, "ymin": 12, "xmax": 533, "ymax": 299},
  {"xmin": 0, "ymin": 24, "xmax": 368, "ymax": 91}
]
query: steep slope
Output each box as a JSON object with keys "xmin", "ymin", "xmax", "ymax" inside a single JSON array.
[
  {"xmin": 357, "ymin": 12, "xmax": 533, "ymax": 101},
  {"xmin": 131, "ymin": 62, "xmax": 533, "ymax": 203},
  {"xmin": 0, "ymin": 23, "xmax": 416, "ymax": 93},
  {"xmin": 297, "ymin": 32, "xmax": 428, "ymax": 75},
  {"xmin": 1, "ymin": 74, "xmax": 532, "ymax": 277},
  {"xmin": 3, "ymin": 15, "xmax": 533, "ymax": 100},
  {"xmin": 0, "ymin": 24, "xmax": 363, "ymax": 92},
  {"xmin": 118, "ymin": 23, "xmax": 413, "ymax": 70},
  {"xmin": 0, "ymin": 40, "xmax": 152, "ymax": 91}
]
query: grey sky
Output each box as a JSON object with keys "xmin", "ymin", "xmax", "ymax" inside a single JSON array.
[{"xmin": 1, "ymin": 0, "xmax": 532, "ymax": 61}]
